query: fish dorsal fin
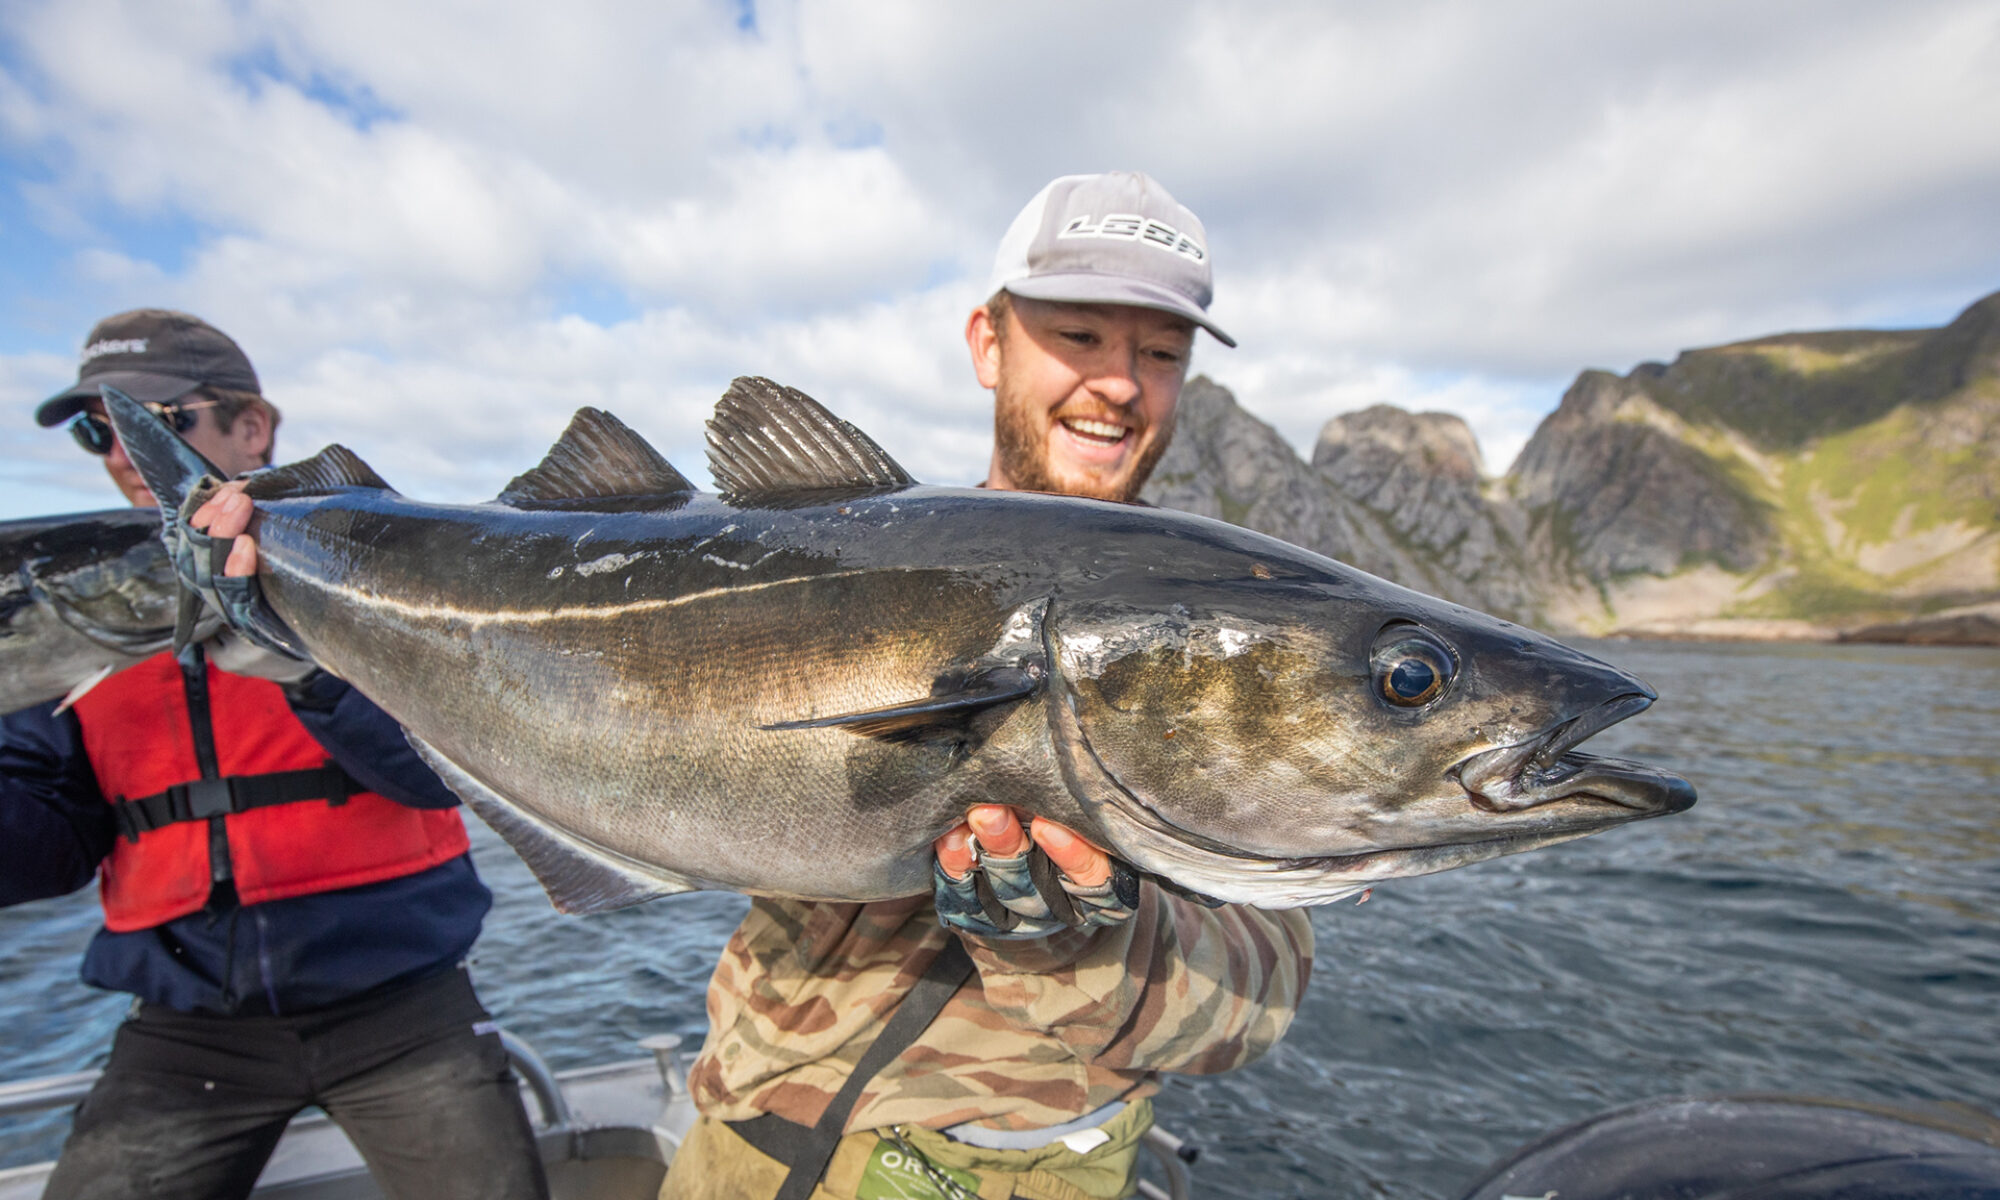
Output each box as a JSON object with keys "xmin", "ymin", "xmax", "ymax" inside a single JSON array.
[
  {"xmin": 706, "ymin": 377, "xmax": 916, "ymax": 501},
  {"xmin": 242, "ymin": 445, "xmax": 395, "ymax": 499},
  {"xmin": 498, "ymin": 408, "xmax": 694, "ymax": 510}
]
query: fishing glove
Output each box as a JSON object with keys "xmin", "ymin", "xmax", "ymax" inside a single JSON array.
[
  {"xmin": 166, "ymin": 481, "xmax": 307, "ymax": 661},
  {"xmin": 935, "ymin": 843, "xmax": 1142, "ymax": 940}
]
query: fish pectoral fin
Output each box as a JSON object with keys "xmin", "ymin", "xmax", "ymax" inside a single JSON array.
[
  {"xmin": 54, "ymin": 665, "xmax": 118, "ymax": 714},
  {"xmin": 762, "ymin": 665, "xmax": 1039, "ymax": 743},
  {"xmin": 706, "ymin": 377, "xmax": 918, "ymax": 501},
  {"xmin": 407, "ymin": 735, "xmax": 703, "ymax": 914},
  {"xmin": 241, "ymin": 444, "xmax": 395, "ymax": 498},
  {"xmin": 497, "ymin": 408, "xmax": 696, "ymax": 510}
]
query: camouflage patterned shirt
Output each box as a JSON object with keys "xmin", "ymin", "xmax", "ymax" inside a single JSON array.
[{"xmin": 686, "ymin": 887, "xmax": 1313, "ymax": 1134}]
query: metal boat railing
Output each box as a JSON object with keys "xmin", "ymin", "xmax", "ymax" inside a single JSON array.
[{"xmin": 0, "ymin": 1072, "xmax": 95, "ymax": 1121}]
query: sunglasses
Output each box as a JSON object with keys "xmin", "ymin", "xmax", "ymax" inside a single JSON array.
[{"xmin": 69, "ymin": 398, "xmax": 222, "ymax": 456}]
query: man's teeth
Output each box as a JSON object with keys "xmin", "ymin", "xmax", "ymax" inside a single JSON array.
[{"xmin": 1064, "ymin": 418, "xmax": 1128, "ymax": 442}]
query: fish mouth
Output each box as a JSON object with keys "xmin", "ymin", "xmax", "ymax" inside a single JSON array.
[{"xmin": 1451, "ymin": 692, "xmax": 1695, "ymax": 816}]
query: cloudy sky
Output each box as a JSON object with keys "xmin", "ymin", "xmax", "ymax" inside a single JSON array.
[{"xmin": 3, "ymin": 0, "xmax": 1997, "ymax": 518}]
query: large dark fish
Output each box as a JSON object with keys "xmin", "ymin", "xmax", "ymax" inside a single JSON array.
[
  {"xmin": 0, "ymin": 508, "xmax": 207, "ymax": 714},
  {"xmin": 109, "ymin": 381, "xmax": 1694, "ymax": 912}
]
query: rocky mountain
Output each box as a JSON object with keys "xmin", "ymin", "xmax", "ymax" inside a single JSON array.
[
  {"xmin": 1143, "ymin": 289, "xmax": 2000, "ymax": 641},
  {"xmin": 1140, "ymin": 381, "xmax": 1561, "ymax": 623},
  {"xmin": 1310, "ymin": 405, "xmax": 1549, "ymax": 622}
]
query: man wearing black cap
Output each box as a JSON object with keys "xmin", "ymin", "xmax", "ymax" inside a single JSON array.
[{"xmin": 0, "ymin": 310, "xmax": 549, "ymax": 1200}]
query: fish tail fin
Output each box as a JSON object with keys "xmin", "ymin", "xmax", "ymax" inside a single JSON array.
[
  {"xmin": 101, "ymin": 386, "xmax": 324, "ymax": 660},
  {"xmin": 102, "ymin": 386, "xmax": 230, "ymax": 654},
  {"xmin": 101, "ymin": 386, "xmax": 224, "ymax": 516}
]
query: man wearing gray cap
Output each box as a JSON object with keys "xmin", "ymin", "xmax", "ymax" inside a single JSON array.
[
  {"xmin": 0, "ymin": 310, "xmax": 549, "ymax": 1200},
  {"xmin": 658, "ymin": 173, "xmax": 1312, "ymax": 1200}
]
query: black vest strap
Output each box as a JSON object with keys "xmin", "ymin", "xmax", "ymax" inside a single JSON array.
[
  {"xmin": 110, "ymin": 764, "xmax": 363, "ymax": 844},
  {"xmin": 728, "ymin": 936, "xmax": 976, "ymax": 1200}
]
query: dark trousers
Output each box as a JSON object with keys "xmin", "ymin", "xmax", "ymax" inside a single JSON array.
[{"xmin": 43, "ymin": 966, "xmax": 549, "ymax": 1200}]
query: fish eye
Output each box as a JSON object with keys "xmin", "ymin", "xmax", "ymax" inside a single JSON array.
[{"xmin": 1371, "ymin": 626, "xmax": 1457, "ymax": 708}]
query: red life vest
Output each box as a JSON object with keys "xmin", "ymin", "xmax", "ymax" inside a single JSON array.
[{"xmin": 72, "ymin": 651, "xmax": 470, "ymax": 933}]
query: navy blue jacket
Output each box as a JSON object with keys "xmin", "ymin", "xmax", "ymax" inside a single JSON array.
[{"xmin": 0, "ymin": 668, "xmax": 490, "ymax": 1015}]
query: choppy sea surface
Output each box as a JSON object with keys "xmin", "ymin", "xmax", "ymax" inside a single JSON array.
[{"xmin": 4, "ymin": 639, "xmax": 1997, "ymax": 1197}]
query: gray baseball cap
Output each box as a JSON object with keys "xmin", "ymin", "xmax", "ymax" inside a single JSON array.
[
  {"xmin": 36, "ymin": 308, "xmax": 262, "ymax": 427},
  {"xmin": 987, "ymin": 171, "xmax": 1234, "ymax": 347}
]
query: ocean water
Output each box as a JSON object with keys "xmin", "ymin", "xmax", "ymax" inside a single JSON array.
[{"xmin": 4, "ymin": 639, "xmax": 1997, "ymax": 1198}]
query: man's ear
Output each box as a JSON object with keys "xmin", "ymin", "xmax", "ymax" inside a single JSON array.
[
  {"xmin": 231, "ymin": 403, "xmax": 274, "ymax": 464},
  {"xmin": 966, "ymin": 306, "xmax": 1003, "ymax": 389}
]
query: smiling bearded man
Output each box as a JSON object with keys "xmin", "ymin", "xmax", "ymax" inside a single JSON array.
[
  {"xmin": 972, "ymin": 173, "xmax": 1235, "ymax": 504},
  {"xmin": 644, "ymin": 172, "xmax": 1311, "ymax": 1200}
]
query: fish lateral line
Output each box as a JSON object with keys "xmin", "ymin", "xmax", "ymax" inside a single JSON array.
[{"xmin": 271, "ymin": 564, "xmax": 891, "ymax": 627}]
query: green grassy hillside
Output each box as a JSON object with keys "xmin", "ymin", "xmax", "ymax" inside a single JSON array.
[{"xmin": 1567, "ymin": 291, "xmax": 2000, "ymax": 626}]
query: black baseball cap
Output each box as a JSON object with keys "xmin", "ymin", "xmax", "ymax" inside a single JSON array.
[{"xmin": 36, "ymin": 308, "xmax": 262, "ymax": 427}]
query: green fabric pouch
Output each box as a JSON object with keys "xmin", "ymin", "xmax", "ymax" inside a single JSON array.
[{"xmin": 855, "ymin": 1098, "xmax": 1154, "ymax": 1200}]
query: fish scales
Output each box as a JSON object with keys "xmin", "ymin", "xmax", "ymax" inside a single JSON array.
[
  {"xmin": 106, "ymin": 381, "xmax": 1695, "ymax": 914},
  {"xmin": 252, "ymin": 490, "xmax": 1105, "ymax": 900}
]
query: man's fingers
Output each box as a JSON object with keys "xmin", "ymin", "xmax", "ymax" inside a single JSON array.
[
  {"xmin": 187, "ymin": 485, "xmax": 258, "ymax": 577},
  {"xmin": 935, "ymin": 809, "xmax": 1135, "ymax": 938},
  {"xmin": 192, "ymin": 484, "xmax": 252, "ymax": 536},
  {"xmin": 1030, "ymin": 819, "xmax": 1112, "ymax": 888},
  {"xmin": 967, "ymin": 804, "xmax": 1027, "ymax": 858},
  {"xmin": 934, "ymin": 825, "xmax": 975, "ymax": 881},
  {"xmin": 223, "ymin": 534, "xmax": 259, "ymax": 578}
]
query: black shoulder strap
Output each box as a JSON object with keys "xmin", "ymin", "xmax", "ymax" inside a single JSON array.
[
  {"xmin": 109, "ymin": 764, "xmax": 364, "ymax": 843},
  {"xmin": 732, "ymin": 936, "xmax": 975, "ymax": 1200}
]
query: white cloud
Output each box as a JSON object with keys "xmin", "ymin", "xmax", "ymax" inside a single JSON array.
[{"xmin": 3, "ymin": 0, "xmax": 1998, "ymax": 518}]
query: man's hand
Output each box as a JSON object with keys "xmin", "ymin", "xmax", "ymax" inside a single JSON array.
[
  {"xmin": 169, "ymin": 476, "xmax": 311, "ymax": 664},
  {"xmin": 189, "ymin": 480, "xmax": 258, "ymax": 576},
  {"xmin": 932, "ymin": 804, "xmax": 1140, "ymax": 939},
  {"xmin": 937, "ymin": 805, "xmax": 1112, "ymax": 886},
  {"xmin": 181, "ymin": 488, "xmax": 270, "ymax": 670}
]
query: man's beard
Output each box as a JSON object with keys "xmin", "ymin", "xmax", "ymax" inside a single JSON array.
[{"xmin": 991, "ymin": 383, "xmax": 1176, "ymax": 504}]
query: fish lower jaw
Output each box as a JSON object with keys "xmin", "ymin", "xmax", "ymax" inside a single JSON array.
[
  {"xmin": 1279, "ymin": 828, "xmax": 1602, "ymax": 878},
  {"xmin": 1097, "ymin": 789, "xmax": 1631, "ymax": 907},
  {"xmin": 1148, "ymin": 829, "xmax": 1600, "ymax": 909},
  {"xmin": 1454, "ymin": 748, "xmax": 1695, "ymax": 817},
  {"xmin": 1462, "ymin": 771, "xmax": 1652, "ymax": 815}
]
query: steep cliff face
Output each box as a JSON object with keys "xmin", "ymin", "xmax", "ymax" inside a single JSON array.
[
  {"xmin": 1507, "ymin": 370, "xmax": 1776, "ymax": 579},
  {"xmin": 1143, "ymin": 288, "xmax": 2000, "ymax": 639},
  {"xmin": 1312, "ymin": 406, "xmax": 1548, "ymax": 620},
  {"xmin": 1510, "ymin": 289, "xmax": 2000, "ymax": 630},
  {"xmin": 1140, "ymin": 378, "xmax": 1438, "ymax": 589}
]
